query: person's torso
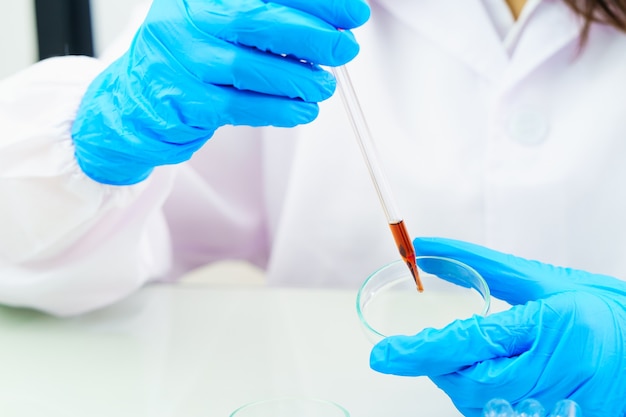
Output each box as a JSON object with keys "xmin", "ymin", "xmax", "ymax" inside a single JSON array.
[{"xmin": 263, "ymin": 0, "xmax": 626, "ymax": 286}]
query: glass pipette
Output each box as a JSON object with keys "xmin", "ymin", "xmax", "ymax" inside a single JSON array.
[{"xmin": 331, "ymin": 65, "xmax": 424, "ymax": 292}]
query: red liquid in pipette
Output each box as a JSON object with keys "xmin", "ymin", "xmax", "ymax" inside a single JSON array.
[{"xmin": 389, "ymin": 220, "xmax": 424, "ymax": 292}]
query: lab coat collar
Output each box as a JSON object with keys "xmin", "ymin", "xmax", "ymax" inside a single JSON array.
[
  {"xmin": 502, "ymin": 0, "xmax": 583, "ymax": 89},
  {"xmin": 373, "ymin": 0, "xmax": 582, "ymax": 87}
]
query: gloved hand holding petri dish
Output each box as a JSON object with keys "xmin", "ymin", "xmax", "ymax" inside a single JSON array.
[
  {"xmin": 356, "ymin": 256, "xmax": 491, "ymax": 344},
  {"xmin": 369, "ymin": 237, "xmax": 626, "ymax": 417}
]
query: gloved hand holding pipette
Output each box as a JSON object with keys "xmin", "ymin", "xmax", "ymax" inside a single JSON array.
[
  {"xmin": 370, "ymin": 237, "xmax": 626, "ymax": 417},
  {"xmin": 72, "ymin": 0, "xmax": 370, "ymax": 185}
]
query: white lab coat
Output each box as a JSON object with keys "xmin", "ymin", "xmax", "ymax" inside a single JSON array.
[{"xmin": 1, "ymin": 0, "xmax": 626, "ymax": 316}]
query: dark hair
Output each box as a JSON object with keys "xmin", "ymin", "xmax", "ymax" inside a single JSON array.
[{"xmin": 563, "ymin": 0, "xmax": 626, "ymax": 43}]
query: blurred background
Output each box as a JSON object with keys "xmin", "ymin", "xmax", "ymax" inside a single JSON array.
[{"xmin": 0, "ymin": 0, "xmax": 145, "ymax": 79}]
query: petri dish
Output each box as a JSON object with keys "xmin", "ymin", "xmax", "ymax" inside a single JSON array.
[
  {"xmin": 229, "ymin": 397, "xmax": 350, "ymax": 417},
  {"xmin": 356, "ymin": 256, "xmax": 491, "ymax": 344}
]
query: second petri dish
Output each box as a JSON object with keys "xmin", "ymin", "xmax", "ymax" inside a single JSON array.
[
  {"xmin": 229, "ymin": 397, "xmax": 350, "ymax": 417},
  {"xmin": 356, "ymin": 256, "xmax": 491, "ymax": 344}
]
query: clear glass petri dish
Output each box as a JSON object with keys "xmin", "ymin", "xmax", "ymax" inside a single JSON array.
[
  {"xmin": 229, "ymin": 397, "xmax": 350, "ymax": 417},
  {"xmin": 356, "ymin": 256, "xmax": 491, "ymax": 344}
]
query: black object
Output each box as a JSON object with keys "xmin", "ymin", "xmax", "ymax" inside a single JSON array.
[{"xmin": 34, "ymin": 0, "xmax": 94, "ymax": 60}]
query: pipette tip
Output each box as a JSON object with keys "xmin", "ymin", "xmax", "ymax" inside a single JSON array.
[{"xmin": 407, "ymin": 259, "xmax": 424, "ymax": 292}]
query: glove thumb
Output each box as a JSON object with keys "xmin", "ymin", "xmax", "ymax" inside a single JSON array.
[{"xmin": 370, "ymin": 300, "xmax": 543, "ymax": 377}]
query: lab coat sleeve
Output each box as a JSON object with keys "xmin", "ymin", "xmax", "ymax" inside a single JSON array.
[{"xmin": 0, "ymin": 56, "xmax": 176, "ymax": 316}]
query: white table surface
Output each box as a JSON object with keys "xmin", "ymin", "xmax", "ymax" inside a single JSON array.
[{"xmin": 0, "ymin": 264, "xmax": 465, "ymax": 417}]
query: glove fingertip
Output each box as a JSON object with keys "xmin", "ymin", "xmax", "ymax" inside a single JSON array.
[
  {"xmin": 344, "ymin": 0, "xmax": 371, "ymax": 28},
  {"xmin": 369, "ymin": 338, "xmax": 411, "ymax": 376},
  {"xmin": 369, "ymin": 342, "xmax": 387, "ymax": 372},
  {"xmin": 328, "ymin": 30, "xmax": 361, "ymax": 66},
  {"xmin": 369, "ymin": 335, "xmax": 442, "ymax": 377}
]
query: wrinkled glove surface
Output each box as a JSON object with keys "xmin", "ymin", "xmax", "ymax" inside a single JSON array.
[
  {"xmin": 72, "ymin": 0, "xmax": 370, "ymax": 185},
  {"xmin": 371, "ymin": 237, "xmax": 626, "ymax": 417}
]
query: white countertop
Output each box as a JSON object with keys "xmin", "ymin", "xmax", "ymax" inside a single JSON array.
[{"xmin": 0, "ymin": 264, "xmax": 463, "ymax": 417}]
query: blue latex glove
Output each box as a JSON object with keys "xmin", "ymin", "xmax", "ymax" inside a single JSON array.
[
  {"xmin": 72, "ymin": 0, "xmax": 370, "ymax": 185},
  {"xmin": 370, "ymin": 237, "xmax": 626, "ymax": 417}
]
